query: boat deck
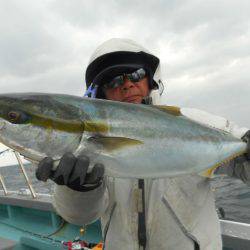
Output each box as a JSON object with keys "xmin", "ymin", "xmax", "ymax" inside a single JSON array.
[
  {"xmin": 0, "ymin": 193, "xmax": 249, "ymax": 250},
  {"xmin": 0, "ymin": 193, "xmax": 102, "ymax": 250},
  {"xmin": 0, "ymin": 237, "xmax": 17, "ymax": 250}
]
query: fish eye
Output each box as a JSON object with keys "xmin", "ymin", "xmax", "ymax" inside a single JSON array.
[
  {"xmin": 7, "ymin": 111, "xmax": 29, "ymax": 124},
  {"xmin": 8, "ymin": 111, "xmax": 20, "ymax": 122}
]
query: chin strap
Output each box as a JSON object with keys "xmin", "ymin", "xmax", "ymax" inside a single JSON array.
[
  {"xmin": 84, "ymin": 83, "xmax": 98, "ymax": 98},
  {"xmin": 141, "ymin": 96, "xmax": 152, "ymax": 105}
]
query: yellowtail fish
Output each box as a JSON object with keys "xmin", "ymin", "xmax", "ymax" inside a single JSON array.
[{"xmin": 0, "ymin": 93, "xmax": 247, "ymax": 178}]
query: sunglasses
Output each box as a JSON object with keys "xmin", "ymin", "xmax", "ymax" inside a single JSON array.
[{"xmin": 102, "ymin": 68, "xmax": 146, "ymax": 89}]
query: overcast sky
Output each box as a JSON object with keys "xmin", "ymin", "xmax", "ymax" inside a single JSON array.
[{"xmin": 0, "ymin": 0, "xmax": 249, "ymax": 127}]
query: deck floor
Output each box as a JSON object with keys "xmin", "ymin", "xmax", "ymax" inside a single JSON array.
[{"xmin": 0, "ymin": 237, "xmax": 17, "ymax": 250}]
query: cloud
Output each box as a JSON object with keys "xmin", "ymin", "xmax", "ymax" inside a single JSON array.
[
  {"xmin": 0, "ymin": 0, "xmax": 78, "ymax": 78},
  {"xmin": 0, "ymin": 0, "xmax": 249, "ymax": 126}
]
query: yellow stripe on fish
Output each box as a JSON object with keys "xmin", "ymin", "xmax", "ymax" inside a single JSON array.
[{"xmin": 31, "ymin": 114, "xmax": 109, "ymax": 133}]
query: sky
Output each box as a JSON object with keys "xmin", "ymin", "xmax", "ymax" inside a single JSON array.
[
  {"xmin": 0, "ymin": 143, "xmax": 28, "ymax": 167},
  {"xmin": 0, "ymin": 0, "xmax": 249, "ymax": 127}
]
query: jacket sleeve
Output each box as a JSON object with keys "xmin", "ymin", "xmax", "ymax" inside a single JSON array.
[
  {"xmin": 52, "ymin": 181, "xmax": 109, "ymax": 225},
  {"xmin": 180, "ymin": 107, "xmax": 250, "ymax": 183}
]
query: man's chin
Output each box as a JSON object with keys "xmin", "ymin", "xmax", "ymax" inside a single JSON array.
[{"xmin": 123, "ymin": 96, "xmax": 142, "ymax": 104}]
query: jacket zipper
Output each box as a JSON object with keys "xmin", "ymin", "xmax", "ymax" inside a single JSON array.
[{"xmin": 138, "ymin": 179, "xmax": 147, "ymax": 249}]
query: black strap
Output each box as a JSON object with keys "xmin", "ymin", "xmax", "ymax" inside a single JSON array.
[
  {"xmin": 194, "ymin": 242, "xmax": 200, "ymax": 250},
  {"xmin": 141, "ymin": 96, "xmax": 152, "ymax": 105},
  {"xmin": 138, "ymin": 179, "xmax": 147, "ymax": 249}
]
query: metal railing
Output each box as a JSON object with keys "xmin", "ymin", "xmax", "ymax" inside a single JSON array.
[{"xmin": 0, "ymin": 150, "xmax": 37, "ymax": 198}]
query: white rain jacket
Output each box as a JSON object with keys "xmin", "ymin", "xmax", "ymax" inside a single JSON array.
[{"xmin": 53, "ymin": 39, "xmax": 249, "ymax": 250}]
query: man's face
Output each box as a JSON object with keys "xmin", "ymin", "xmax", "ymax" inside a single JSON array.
[{"xmin": 103, "ymin": 77, "xmax": 150, "ymax": 104}]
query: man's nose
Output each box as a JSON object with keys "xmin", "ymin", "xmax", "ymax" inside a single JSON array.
[{"xmin": 121, "ymin": 79, "xmax": 135, "ymax": 91}]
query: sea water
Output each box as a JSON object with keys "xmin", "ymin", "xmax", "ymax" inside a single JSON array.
[{"xmin": 0, "ymin": 164, "xmax": 249, "ymax": 223}]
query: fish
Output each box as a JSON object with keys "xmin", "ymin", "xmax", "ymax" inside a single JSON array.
[{"xmin": 0, "ymin": 93, "xmax": 247, "ymax": 179}]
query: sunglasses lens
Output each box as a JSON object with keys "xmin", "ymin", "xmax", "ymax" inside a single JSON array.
[
  {"xmin": 127, "ymin": 68, "xmax": 146, "ymax": 82},
  {"xmin": 103, "ymin": 68, "xmax": 146, "ymax": 89},
  {"xmin": 104, "ymin": 75, "xmax": 124, "ymax": 89},
  {"xmin": 112, "ymin": 76, "xmax": 124, "ymax": 88},
  {"xmin": 128, "ymin": 72, "xmax": 139, "ymax": 82},
  {"xmin": 137, "ymin": 68, "xmax": 146, "ymax": 77}
]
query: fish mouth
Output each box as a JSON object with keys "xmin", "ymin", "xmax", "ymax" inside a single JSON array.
[
  {"xmin": 0, "ymin": 119, "xmax": 6, "ymax": 131},
  {"xmin": 0, "ymin": 121, "xmax": 6, "ymax": 131}
]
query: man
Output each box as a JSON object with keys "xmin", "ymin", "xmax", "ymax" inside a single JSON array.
[{"xmin": 36, "ymin": 38, "xmax": 250, "ymax": 250}]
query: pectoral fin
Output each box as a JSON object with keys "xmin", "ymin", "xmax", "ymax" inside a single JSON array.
[{"xmin": 88, "ymin": 136, "xmax": 143, "ymax": 151}]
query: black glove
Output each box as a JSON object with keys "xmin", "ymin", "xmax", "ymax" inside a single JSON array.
[
  {"xmin": 242, "ymin": 130, "xmax": 250, "ymax": 160},
  {"xmin": 227, "ymin": 130, "xmax": 250, "ymax": 184},
  {"xmin": 36, "ymin": 152, "xmax": 104, "ymax": 192}
]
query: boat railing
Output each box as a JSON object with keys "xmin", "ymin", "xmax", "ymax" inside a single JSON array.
[{"xmin": 0, "ymin": 149, "xmax": 37, "ymax": 199}]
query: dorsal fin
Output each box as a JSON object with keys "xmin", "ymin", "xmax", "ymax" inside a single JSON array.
[{"xmin": 155, "ymin": 105, "xmax": 182, "ymax": 116}]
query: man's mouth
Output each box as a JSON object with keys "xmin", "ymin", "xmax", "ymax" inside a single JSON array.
[{"xmin": 123, "ymin": 95, "xmax": 142, "ymax": 103}]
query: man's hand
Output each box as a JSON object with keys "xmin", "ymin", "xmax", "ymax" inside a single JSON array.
[
  {"xmin": 36, "ymin": 153, "xmax": 104, "ymax": 191},
  {"xmin": 227, "ymin": 130, "xmax": 250, "ymax": 185},
  {"xmin": 242, "ymin": 130, "xmax": 250, "ymax": 160}
]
